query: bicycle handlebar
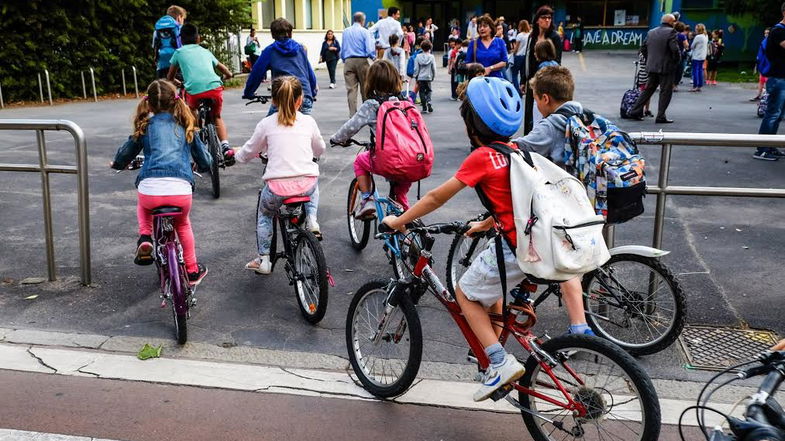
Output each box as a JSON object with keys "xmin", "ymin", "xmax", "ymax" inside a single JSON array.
[
  {"xmin": 379, "ymin": 221, "xmax": 470, "ymax": 236},
  {"xmin": 245, "ymin": 95, "xmax": 271, "ymax": 105},
  {"xmin": 330, "ymin": 138, "xmax": 373, "ymax": 148}
]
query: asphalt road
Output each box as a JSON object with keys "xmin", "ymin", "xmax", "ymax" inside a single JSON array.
[{"xmin": 0, "ymin": 50, "xmax": 783, "ymax": 385}]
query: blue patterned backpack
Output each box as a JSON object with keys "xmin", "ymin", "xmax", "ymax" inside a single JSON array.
[{"xmin": 556, "ymin": 109, "xmax": 646, "ymax": 224}]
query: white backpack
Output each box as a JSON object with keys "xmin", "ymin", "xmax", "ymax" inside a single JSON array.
[{"xmin": 491, "ymin": 144, "xmax": 610, "ymax": 281}]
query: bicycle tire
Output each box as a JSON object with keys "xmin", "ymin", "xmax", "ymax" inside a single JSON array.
[
  {"xmin": 390, "ymin": 220, "xmax": 424, "ymax": 280},
  {"xmin": 205, "ymin": 123, "xmax": 221, "ymax": 199},
  {"xmin": 346, "ymin": 280, "xmax": 422, "ymax": 398},
  {"xmin": 518, "ymin": 334, "xmax": 661, "ymax": 441},
  {"xmin": 445, "ymin": 232, "xmax": 491, "ymax": 298},
  {"xmin": 346, "ymin": 178, "xmax": 371, "ymax": 250},
  {"xmin": 166, "ymin": 244, "xmax": 188, "ymax": 344},
  {"xmin": 581, "ymin": 253, "xmax": 686, "ymax": 356},
  {"xmin": 293, "ymin": 230, "xmax": 329, "ymax": 324}
]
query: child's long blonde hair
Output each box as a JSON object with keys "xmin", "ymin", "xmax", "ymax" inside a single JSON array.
[
  {"xmin": 271, "ymin": 76, "xmax": 303, "ymax": 127},
  {"xmin": 133, "ymin": 79, "xmax": 196, "ymax": 143}
]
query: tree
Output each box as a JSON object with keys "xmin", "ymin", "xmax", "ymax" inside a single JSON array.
[
  {"xmin": 0, "ymin": 0, "xmax": 251, "ymax": 102},
  {"xmin": 725, "ymin": 0, "xmax": 783, "ymax": 27}
]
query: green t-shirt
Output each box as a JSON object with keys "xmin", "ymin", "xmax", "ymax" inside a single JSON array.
[{"xmin": 170, "ymin": 44, "xmax": 222, "ymax": 95}]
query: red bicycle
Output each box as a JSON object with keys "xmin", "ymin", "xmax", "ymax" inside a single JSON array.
[{"xmin": 345, "ymin": 222, "xmax": 661, "ymax": 440}]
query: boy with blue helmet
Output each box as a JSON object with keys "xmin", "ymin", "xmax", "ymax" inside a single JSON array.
[{"xmin": 383, "ymin": 72, "xmax": 592, "ymax": 401}]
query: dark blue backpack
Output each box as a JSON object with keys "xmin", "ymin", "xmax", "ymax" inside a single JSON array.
[
  {"xmin": 757, "ymin": 23, "xmax": 785, "ymax": 76},
  {"xmin": 406, "ymin": 49, "xmax": 422, "ymax": 77}
]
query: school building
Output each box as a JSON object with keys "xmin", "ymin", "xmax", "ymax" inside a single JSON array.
[{"xmin": 351, "ymin": 0, "xmax": 764, "ymax": 61}]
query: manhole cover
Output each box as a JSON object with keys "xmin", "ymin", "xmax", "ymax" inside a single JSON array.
[{"xmin": 678, "ymin": 325, "xmax": 779, "ymax": 371}]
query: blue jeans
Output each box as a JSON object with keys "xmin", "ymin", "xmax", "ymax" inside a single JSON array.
[
  {"xmin": 256, "ymin": 182, "xmax": 318, "ymax": 255},
  {"xmin": 267, "ymin": 95, "xmax": 313, "ymax": 116},
  {"xmin": 511, "ymin": 55, "xmax": 527, "ymax": 94},
  {"xmin": 757, "ymin": 77, "xmax": 785, "ymax": 154},
  {"xmin": 691, "ymin": 59, "xmax": 704, "ymax": 89}
]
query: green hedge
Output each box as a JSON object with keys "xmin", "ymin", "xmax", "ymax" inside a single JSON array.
[{"xmin": 0, "ymin": 0, "xmax": 251, "ymax": 102}]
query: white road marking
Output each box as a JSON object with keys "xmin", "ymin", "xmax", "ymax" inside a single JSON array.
[{"xmin": 0, "ymin": 428, "xmax": 123, "ymax": 441}]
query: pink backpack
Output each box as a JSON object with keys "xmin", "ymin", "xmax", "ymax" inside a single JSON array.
[{"xmin": 372, "ymin": 100, "xmax": 434, "ymax": 182}]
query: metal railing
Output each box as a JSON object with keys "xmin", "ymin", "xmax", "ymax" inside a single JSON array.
[
  {"xmin": 628, "ymin": 131, "xmax": 785, "ymax": 249},
  {"xmin": 0, "ymin": 120, "xmax": 91, "ymax": 285}
]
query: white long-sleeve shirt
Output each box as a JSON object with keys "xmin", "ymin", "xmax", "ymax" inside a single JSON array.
[
  {"xmin": 369, "ymin": 17, "xmax": 403, "ymax": 49},
  {"xmin": 236, "ymin": 112, "xmax": 326, "ymax": 181},
  {"xmin": 691, "ymin": 34, "xmax": 708, "ymax": 61}
]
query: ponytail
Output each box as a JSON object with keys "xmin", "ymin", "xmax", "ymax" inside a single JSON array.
[
  {"xmin": 271, "ymin": 76, "xmax": 303, "ymax": 127},
  {"xmin": 172, "ymin": 95, "xmax": 196, "ymax": 143},
  {"xmin": 132, "ymin": 97, "xmax": 152, "ymax": 140},
  {"xmin": 132, "ymin": 79, "xmax": 195, "ymax": 142}
]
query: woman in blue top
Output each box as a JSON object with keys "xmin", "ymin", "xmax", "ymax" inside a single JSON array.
[{"xmin": 466, "ymin": 15, "xmax": 508, "ymax": 79}]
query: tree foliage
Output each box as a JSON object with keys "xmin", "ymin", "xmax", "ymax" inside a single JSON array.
[
  {"xmin": 725, "ymin": 0, "xmax": 783, "ymax": 28},
  {"xmin": 0, "ymin": 0, "xmax": 251, "ymax": 102}
]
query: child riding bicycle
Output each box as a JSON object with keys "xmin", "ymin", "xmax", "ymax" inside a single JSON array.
[
  {"xmin": 110, "ymin": 79, "xmax": 212, "ymax": 285},
  {"xmin": 383, "ymin": 70, "xmax": 594, "ymax": 402},
  {"xmin": 331, "ymin": 59, "xmax": 422, "ymax": 216},
  {"xmin": 167, "ymin": 24, "xmax": 234, "ymax": 161},
  {"xmin": 233, "ymin": 76, "xmax": 326, "ymax": 274}
]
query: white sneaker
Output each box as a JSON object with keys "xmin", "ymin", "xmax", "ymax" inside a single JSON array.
[
  {"xmin": 473, "ymin": 353, "xmax": 525, "ymax": 402},
  {"xmin": 306, "ymin": 216, "xmax": 322, "ymax": 239},
  {"xmin": 329, "ymin": 83, "xmax": 336, "ymax": 89},
  {"xmin": 245, "ymin": 255, "xmax": 272, "ymax": 275},
  {"xmin": 354, "ymin": 196, "xmax": 376, "ymax": 219}
]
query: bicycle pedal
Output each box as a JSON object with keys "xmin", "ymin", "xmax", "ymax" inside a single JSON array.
[
  {"xmin": 189, "ymin": 297, "xmax": 197, "ymax": 308},
  {"xmin": 489, "ymin": 384, "xmax": 514, "ymax": 402}
]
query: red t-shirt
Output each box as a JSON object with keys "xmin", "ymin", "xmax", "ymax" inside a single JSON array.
[{"xmin": 454, "ymin": 144, "xmax": 517, "ymax": 247}]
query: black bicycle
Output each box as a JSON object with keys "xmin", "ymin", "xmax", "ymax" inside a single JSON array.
[
  {"xmin": 681, "ymin": 350, "xmax": 785, "ymax": 440},
  {"xmin": 196, "ymin": 99, "xmax": 223, "ymax": 199},
  {"xmin": 445, "ymin": 213, "xmax": 686, "ymax": 356}
]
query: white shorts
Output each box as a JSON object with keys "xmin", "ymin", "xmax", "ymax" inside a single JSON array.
[{"xmin": 457, "ymin": 240, "xmax": 526, "ymax": 308}]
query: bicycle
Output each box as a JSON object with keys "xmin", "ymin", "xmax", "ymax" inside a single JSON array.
[
  {"xmin": 117, "ymin": 157, "xmax": 194, "ymax": 344},
  {"xmin": 196, "ymin": 98, "xmax": 224, "ymax": 199},
  {"xmin": 445, "ymin": 213, "xmax": 686, "ymax": 356},
  {"xmin": 251, "ymin": 163, "xmax": 331, "ymax": 324},
  {"xmin": 680, "ymin": 350, "xmax": 785, "ymax": 441},
  {"xmin": 331, "ymin": 138, "xmax": 420, "ymax": 279},
  {"xmin": 346, "ymin": 221, "xmax": 661, "ymax": 440}
]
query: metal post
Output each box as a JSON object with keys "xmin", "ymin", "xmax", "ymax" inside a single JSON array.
[
  {"xmin": 36, "ymin": 130, "xmax": 56, "ymax": 281},
  {"xmin": 652, "ymin": 143, "xmax": 672, "ymax": 249},
  {"xmin": 81, "ymin": 71, "xmax": 87, "ymax": 99},
  {"xmin": 89, "ymin": 67, "xmax": 97, "ymax": 102},
  {"xmin": 132, "ymin": 66, "xmax": 139, "ymax": 98},
  {"xmin": 0, "ymin": 82, "xmax": 4, "ymax": 109},
  {"xmin": 603, "ymin": 225, "xmax": 615, "ymax": 249},
  {"xmin": 38, "ymin": 73, "xmax": 44, "ymax": 103},
  {"xmin": 121, "ymin": 68, "xmax": 127, "ymax": 96},
  {"xmin": 70, "ymin": 123, "xmax": 91, "ymax": 285},
  {"xmin": 44, "ymin": 69, "xmax": 52, "ymax": 106}
]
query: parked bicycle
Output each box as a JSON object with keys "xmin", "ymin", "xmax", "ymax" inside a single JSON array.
[
  {"xmin": 250, "ymin": 156, "xmax": 331, "ymax": 324},
  {"xmin": 196, "ymin": 98, "xmax": 225, "ymax": 199},
  {"xmin": 119, "ymin": 156, "xmax": 195, "ymax": 344},
  {"xmin": 346, "ymin": 221, "xmax": 662, "ymax": 440},
  {"xmin": 681, "ymin": 350, "xmax": 785, "ymax": 441},
  {"xmin": 331, "ymin": 138, "xmax": 420, "ymax": 279},
  {"xmin": 445, "ymin": 213, "xmax": 686, "ymax": 356}
]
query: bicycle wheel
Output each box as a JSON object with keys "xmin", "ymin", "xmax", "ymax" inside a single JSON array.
[
  {"xmin": 166, "ymin": 245, "xmax": 188, "ymax": 344},
  {"xmin": 518, "ymin": 334, "xmax": 661, "ymax": 441},
  {"xmin": 582, "ymin": 254, "xmax": 686, "ymax": 356},
  {"xmin": 445, "ymin": 232, "xmax": 492, "ymax": 298},
  {"xmin": 346, "ymin": 280, "xmax": 422, "ymax": 398},
  {"xmin": 204, "ymin": 123, "xmax": 221, "ymax": 199},
  {"xmin": 293, "ymin": 230, "xmax": 328, "ymax": 324},
  {"xmin": 346, "ymin": 178, "xmax": 371, "ymax": 250}
]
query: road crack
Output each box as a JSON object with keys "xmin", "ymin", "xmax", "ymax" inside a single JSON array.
[{"xmin": 26, "ymin": 348, "xmax": 56, "ymax": 373}]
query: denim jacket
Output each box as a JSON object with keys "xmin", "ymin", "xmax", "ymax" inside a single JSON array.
[{"xmin": 112, "ymin": 113, "xmax": 212, "ymax": 187}]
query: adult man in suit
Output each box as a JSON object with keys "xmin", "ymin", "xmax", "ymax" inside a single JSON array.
[{"xmin": 629, "ymin": 14, "xmax": 680, "ymax": 123}]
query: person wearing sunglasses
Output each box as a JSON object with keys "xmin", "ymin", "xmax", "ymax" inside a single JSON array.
[{"xmin": 524, "ymin": 6, "xmax": 562, "ymax": 134}]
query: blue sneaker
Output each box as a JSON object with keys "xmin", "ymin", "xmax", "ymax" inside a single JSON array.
[{"xmin": 567, "ymin": 325, "xmax": 596, "ymax": 336}]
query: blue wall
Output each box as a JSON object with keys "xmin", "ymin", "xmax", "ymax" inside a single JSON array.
[{"xmin": 353, "ymin": 0, "xmax": 384, "ymax": 25}]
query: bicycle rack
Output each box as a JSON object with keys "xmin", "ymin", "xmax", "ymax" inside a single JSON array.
[{"xmin": 0, "ymin": 119, "xmax": 91, "ymax": 285}]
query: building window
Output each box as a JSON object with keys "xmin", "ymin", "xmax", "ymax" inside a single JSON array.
[
  {"xmin": 305, "ymin": 0, "xmax": 313, "ymax": 29},
  {"xmin": 565, "ymin": 0, "xmax": 649, "ymax": 27},
  {"xmin": 261, "ymin": 0, "xmax": 275, "ymax": 28},
  {"xmin": 286, "ymin": 0, "xmax": 296, "ymax": 24}
]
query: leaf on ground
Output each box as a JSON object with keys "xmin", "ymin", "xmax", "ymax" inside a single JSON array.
[
  {"xmin": 20, "ymin": 277, "xmax": 46, "ymax": 285},
  {"xmin": 24, "ymin": 295, "xmax": 38, "ymax": 300},
  {"xmin": 137, "ymin": 343, "xmax": 163, "ymax": 360}
]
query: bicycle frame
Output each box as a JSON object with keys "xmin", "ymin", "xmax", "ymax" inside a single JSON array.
[
  {"xmin": 268, "ymin": 202, "xmax": 306, "ymax": 272},
  {"xmin": 153, "ymin": 213, "xmax": 189, "ymax": 315}
]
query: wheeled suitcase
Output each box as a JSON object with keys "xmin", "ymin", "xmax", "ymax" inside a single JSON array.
[{"xmin": 620, "ymin": 61, "xmax": 642, "ymax": 119}]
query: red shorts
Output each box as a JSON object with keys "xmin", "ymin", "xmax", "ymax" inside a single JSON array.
[
  {"xmin": 760, "ymin": 74, "xmax": 769, "ymax": 86},
  {"xmin": 185, "ymin": 86, "xmax": 224, "ymax": 119}
]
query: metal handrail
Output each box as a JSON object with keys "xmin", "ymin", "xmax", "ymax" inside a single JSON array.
[
  {"xmin": 0, "ymin": 119, "xmax": 91, "ymax": 285},
  {"xmin": 629, "ymin": 131, "xmax": 785, "ymax": 249}
]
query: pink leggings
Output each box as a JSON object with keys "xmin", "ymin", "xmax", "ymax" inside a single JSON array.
[
  {"xmin": 354, "ymin": 151, "xmax": 413, "ymax": 210},
  {"xmin": 137, "ymin": 193, "xmax": 198, "ymax": 273}
]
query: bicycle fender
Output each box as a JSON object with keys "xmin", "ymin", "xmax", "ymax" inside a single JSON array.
[{"xmin": 609, "ymin": 245, "xmax": 670, "ymax": 258}]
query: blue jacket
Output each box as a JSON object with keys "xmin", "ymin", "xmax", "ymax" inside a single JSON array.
[
  {"xmin": 112, "ymin": 113, "xmax": 212, "ymax": 187},
  {"xmin": 243, "ymin": 38, "xmax": 318, "ymax": 99},
  {"xmin": 154, "ymin": 15, "xmax": 182, "ymax": 70}
]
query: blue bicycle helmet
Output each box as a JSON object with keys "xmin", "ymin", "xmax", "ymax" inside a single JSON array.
[{"xmin": 465, "ymin": 76, "xmax": 523, "ymax": 138}]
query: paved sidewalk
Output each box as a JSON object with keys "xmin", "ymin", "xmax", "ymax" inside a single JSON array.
[{"xmin": 0, "ymin": 50, "xmax": 783, "ymax": 389}]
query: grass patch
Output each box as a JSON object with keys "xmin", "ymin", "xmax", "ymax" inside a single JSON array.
[{"xmin": 716, "ymin": 65, "xmax": 758, "ymax": 83}]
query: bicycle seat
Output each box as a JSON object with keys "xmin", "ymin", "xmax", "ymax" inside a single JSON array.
[
  {"xmin": 283, "ymin": 196, "xmax": 310, "ymax": 205},
  {"xmin": 152, "ymin": 206, "xmax": 182, "ymax": 216}
]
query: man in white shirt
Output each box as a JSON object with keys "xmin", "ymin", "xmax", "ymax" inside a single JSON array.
[
  {"xmin": 369, "ymin": 7, "xmax": 403, "ymax": 60},
  {"xmin": 466, "ymin": 16, "xmax": 478, "ymax": 40}
]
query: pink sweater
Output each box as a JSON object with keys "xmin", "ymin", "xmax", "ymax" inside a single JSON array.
[{"xmin": 236, "ymin": 112, "xmax": 326, "ymax": 181}]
